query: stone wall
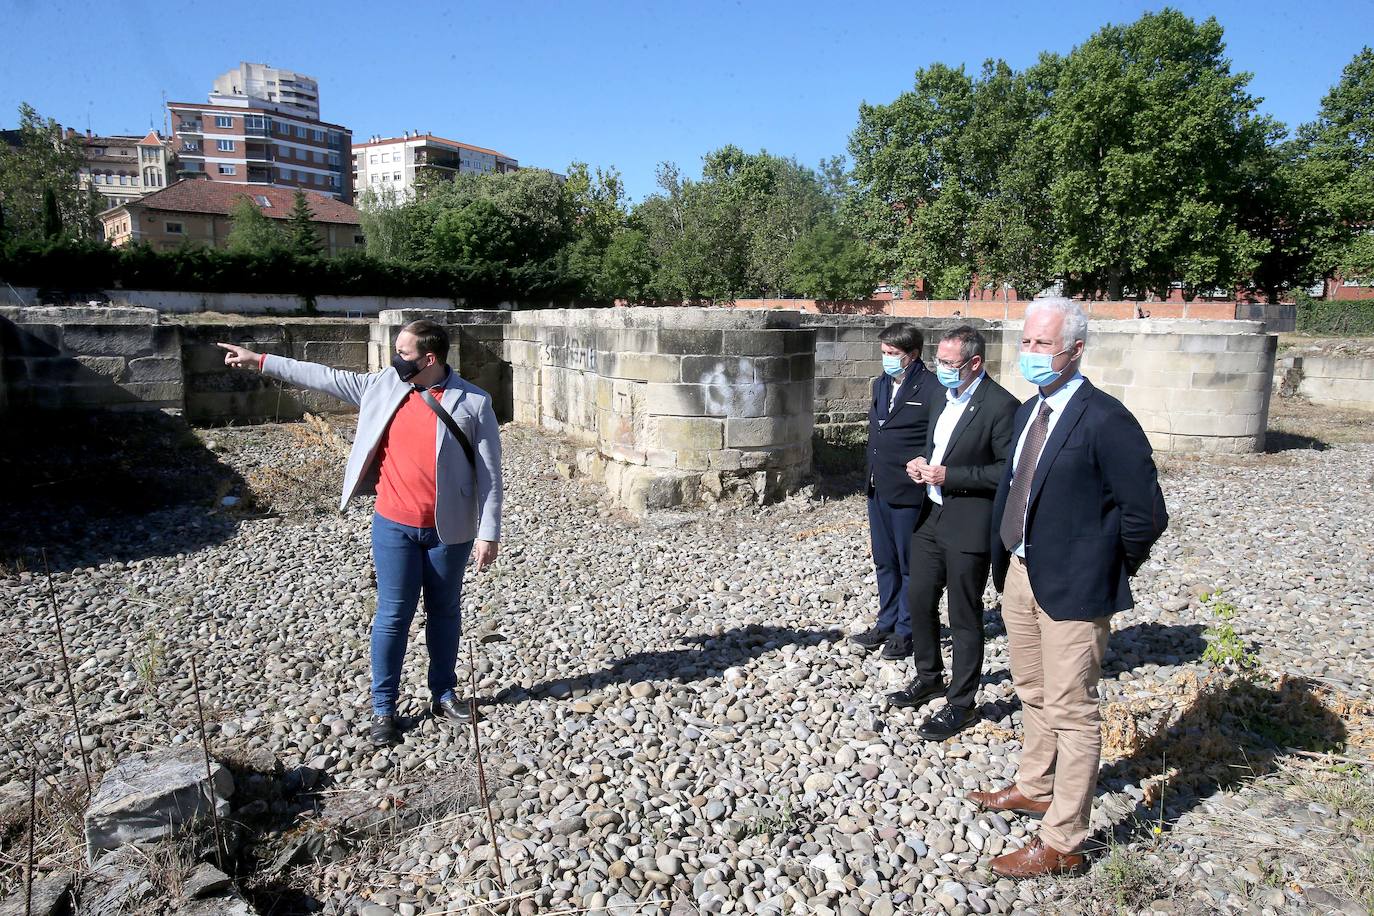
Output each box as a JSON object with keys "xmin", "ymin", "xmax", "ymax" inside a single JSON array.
[
  {"xmin": 178, "ymin": 319, "xmax": 374, "ymax": 423},
  {"xmin": 504, "ymin": 308, "xmax": 815, "ymax": 510},
  {"xmin": 804, "ymin": 315, "xmax": 1006, "ymax": 440},
  {"xmin": 993, "ymin": 319, "xmax": 1276, "ymax": 453},
  {"xmin": 1275, "ymin": 353, "xmax": 1374, "ymax": 412},
  {"xmin": 0, "ymin": 306, "xmax": 182, "ymax": 412}
]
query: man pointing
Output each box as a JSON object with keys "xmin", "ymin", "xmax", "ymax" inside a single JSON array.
[{"xmin": 218, "ymin": 319, "xmax": 502, "ymax": 747}]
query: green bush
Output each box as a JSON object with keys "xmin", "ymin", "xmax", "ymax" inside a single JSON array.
[
  {"xmin": 0, "ymin": 237, "xmax": 520, "ymax": 302},
  {"xmin": 1295, "ymin": 294, "xmax": 1374, "ymax": 336}
]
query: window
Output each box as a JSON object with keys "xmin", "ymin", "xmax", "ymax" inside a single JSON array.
[
  {"xmin": 328, "ymin": 152, "xmax": 339, "ymax": 166},
  {"xmin": 311, "ymin": 129, "xmax": 323, "ymax": 141},
  {"xmin": 217, "ymin": 139, "xmax": 235, "ymax": 152},
  {"xmin": 245, "ymin": 115, "xmax": 266, "ymax": 130},
  {"xmin": 393, "ymin": 172, "xmax": 401, "ymax": 181},
  {"xmin": 381, "ymin": 173, "xmax": 390, "ymax": 181},
  {"xmin": 119, "ymin": 175, "xmax": 129, "ymax": 186},
  {"xmin": 294, "ymin": 125, "xmax": 306, "ymax": 138},
  {"xmin": 354, "ymin": 234, "xmax": 366, "ymax": 245},
  {"xmin": 215, "ymin": 115, "xmax": 233, "ymax": 128},
  {"xmin": 165, "ymin": 221, "xmax": 184, "ymax": 234},
  {"xmin": 255, "ymin": 195, "xmax": 272, "ymax": 207},
  {"xmin": 182, "ymin": 140, "xmax": 199, "ymax": 151},
  {"xmin": 94, "ymin": 174, "xmax": 105, "ymax": 184},
  {"xmin": 371, "ymin": 174, "xmax": 380, "ymax": 184},
  {"xmin": 380, "ymin": 152, "xmax": 390, "ymax": 163},
  {"xmin": 328, "ymin": 132, "xmax": 341, "ymax": 145},
  {"xmin": 312, "ymin": 150, "xmax": 323, "ymax": 163},
  {"xmin": 370, "ymin": 154, "xmax": 378, "ymax": 164},
  {"xmin": 218, "ymin": 164, "xmax": 236, "ymax": 175}
]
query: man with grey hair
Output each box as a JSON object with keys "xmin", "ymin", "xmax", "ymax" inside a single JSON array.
[{"xmin": 971, "ymin": 297, "xmax": 1167, "ymax": 878}]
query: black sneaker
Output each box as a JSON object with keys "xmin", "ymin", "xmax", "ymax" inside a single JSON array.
[
  {"xmin": 849, "ymin": 627, "xmax": 892, "ymax": 651},
  {"xmin": 369, "ymin": 714, "xmax": 400, "ymax": 746},
  {"xmin": 886, "ymin": 678, "xmax": 946, "ymax": 709},
  {"xmin": 917, "ymin": 705, "xmax": 979, "ymax": 741},
  {"xmin": 880, "ymin": 634, "xmax": 913, "ymax": 660},
  {"xmin": 431, "ymin": 695, "xmax": 476, "ymax": 725}
]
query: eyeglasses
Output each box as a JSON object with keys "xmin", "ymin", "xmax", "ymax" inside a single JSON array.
[{"xmin": 935, "ymin": 357, "xmax": 971, "ymax": 371}]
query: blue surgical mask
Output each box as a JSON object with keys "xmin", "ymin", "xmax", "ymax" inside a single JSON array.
[
  {"xmin": 1019, "ymin": 347, "xmax": 1072, "ymax": 387},
  {"xmin": 881, "ymin": 354, "xmax": 905, "ymax": 377},
  {"xmin": 937, "ymin": 365, "xmax": 964, "ymax": 388}
]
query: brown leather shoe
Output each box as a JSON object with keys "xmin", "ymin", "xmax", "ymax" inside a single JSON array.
[
  {"xmin": 990, "ymin": 837, "xmax": 1087, "ymax": 878},
  {"xmin": 966, "ymin": 785, "xmax": 1051, "ymax": 818}
]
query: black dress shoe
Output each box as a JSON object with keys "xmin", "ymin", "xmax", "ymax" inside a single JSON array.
[
  {"xmin": 886, "ymin": 678, "xmax": 946, "ymax": 709},
  {"xmin": 849, "ymin": 627, "xmax": 893, "ymax": 651},
  {"xmin": 918, "ymin": 704, "xmax": 979, "ymax": 741},
  {"xmin": 431, "ymin": 695, "xmax": 476, "ymax": 725},
  {"xmin": 369, "ymin": 714, "xmax": 400, "ymax": 746},
  {"xmin": 880, "ymin": 634, "xmax": 913, "ymax": 660}
]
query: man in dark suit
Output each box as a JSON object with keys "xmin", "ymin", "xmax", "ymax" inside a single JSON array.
[
  {"xmin": 968, "ymin": 298, "xmax": 1168, "ymax": 879},
  {"xmin": 851, "ymin": 322, "xmax": 943, "ymax": 661},
  {"xmin": 885, "ymin": 327, "xmax": 1018, "ymax": 742}
]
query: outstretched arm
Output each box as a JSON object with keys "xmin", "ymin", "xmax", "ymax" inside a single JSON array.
[{"xmin": 217, "ymin": 343, "xmax": 373, "ymax": 408}]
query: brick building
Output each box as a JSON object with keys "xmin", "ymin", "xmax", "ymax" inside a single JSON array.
[{"xmin": 100, "ymin": 180, "xmax": 363, "ymax": 254}]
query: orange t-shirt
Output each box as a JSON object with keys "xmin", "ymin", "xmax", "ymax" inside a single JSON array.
[{"xmin": 374, "ymin": 387, "xmax": 445, "ymax": 528}]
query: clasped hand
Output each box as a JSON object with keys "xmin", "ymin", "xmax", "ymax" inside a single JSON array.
[{"xmin": 905, "ymin": 457, "xmax": 946, "ymax": 486}]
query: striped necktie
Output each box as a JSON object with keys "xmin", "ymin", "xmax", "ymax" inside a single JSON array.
[{"xmin": 1000, "ymin": 401, "xmax": 1054, "ymax": 552}]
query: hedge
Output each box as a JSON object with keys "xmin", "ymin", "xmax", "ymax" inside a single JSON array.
[{"xmin": 1296, "ymin": 299, "xmax": 1374, "ymax": 336}]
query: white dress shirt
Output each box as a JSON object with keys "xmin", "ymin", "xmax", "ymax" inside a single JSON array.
[
  {"xmin": 927, "ymin": 371, "xmax": 986, "ymax": 505},
  {"xmin": 1010, "ymin": 373, "xmax": 1085, "ymax": 556}
]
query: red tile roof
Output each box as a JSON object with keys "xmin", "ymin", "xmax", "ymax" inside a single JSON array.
[
  {"xmin": 125, "ymin": 179, "xmax": 360, "ymax": 224},
  {"xmin": 352, "ymin": 133, "xmax": 514, "ymax": 160},
  {"xmin": 137, "ymin": 130, "xmax": 164, "ymax": 146}
]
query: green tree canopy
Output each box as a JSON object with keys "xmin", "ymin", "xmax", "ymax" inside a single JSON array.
[
  {"xmin": 0, "ymin": 103, "xmax": 104, "ymax": 241},
  {"xmin": 226, "ymin": 197, "xmax": 288, "ymax": 255},
  {"xmin": 285, "ymin": 190, "xmax": 322, "ymax": 257}
]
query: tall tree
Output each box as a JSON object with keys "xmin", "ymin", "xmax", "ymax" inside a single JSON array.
[
  {"xmin": 226, "ymin": 197, "xmax": 287, "ymax": 255},
  {"xmin": 285, "ymin": 190, "xmax": 322, "ymax": 256},
  {"xmin": 1298, "ymin": 46, "xmax": 1374, "ymax": 281},
  {"xmin": 0, "ymin": 103, "xmax": 103, "ymax": 240},
  {"xmin": 1041, "ymin": 10, "xmax": 1269, "ymax": 299},
  {"xmin": 41, "ymin": 186, "xmax": 62, "ymax": 239}
]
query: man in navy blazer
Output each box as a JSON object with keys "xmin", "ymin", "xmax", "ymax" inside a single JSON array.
[
  {"xmin": 851, "ymin": 323, "xmax": 943, "ymax": 660},
  {"xmin": 969, "ymin": 298, "xmax": 1167, "ymax": 879}
]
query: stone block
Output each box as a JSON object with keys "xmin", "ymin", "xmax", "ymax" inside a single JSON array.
[
  {"xmin": 676, "ymin": 448, "xmax": 712, "ymax": 471},
  {"xmin": 85, "ymin": 745, "xmax": 233, "ymax": 858},
  {"xmin": 753, "ymin": 357, "xmax": 793, "ymax": 383},
  {"xmin": 652, "ymin": 416, "xmax": 724, "ymax": 451},
  {"xmin": 701, "ymin": 382, "xmax": 768, "ymax": 418},
  {"xmin": 21, "ymin": 305, "xmax": 157, "ymax": 325},
  {"xmin": 681, "ymin": 356, "xmax": 754, "ymax": 385},
  {"xmin": 119, "ymin": 382, "xmax": 183, "ymax": 405},
  {"xmin": 655, "ymin": 328, "xmax": 723, "ymax": 355},
  {"xmin": 789, "ymin": 353, "xmax": 815, "ymax": 380},
  {"xmin": 1, "ymin": 321, "xmax": 62, "ymax": 357},
  {"xmin": 766, "ymin": 381, "xmax": 814, "ymax": 417},
  {"xmin": 725, "ymin": 416, "xmax": 806, "ymax": 449},
  {"xmin": 303, "ymin": 340, "xmax": 369, "ymax": 368},
  {"xmin": 721, "ymin": 330, "xmax": 792, "ymax": 356},
  {"xmin": 644, "ymin": 383, "xmax": 707, "ymax": 416},
  {"xmin": 605, "ymin": 352, "xmax": 681, "ymax": 383},
  {"xmin": 58, "ymin": 325, "xmax": 158, "ymax": 358},
  {"xmin": 615, "ymin": 464, "xmax": 699, "ymax": 513},
  {"xmin": 709, "ymin": 449, "xmax": 744, "ymax": 471},
  {"xmin": 126, "ymin": 356, "xmax": 181, "ymax": 382},
  {"xmin": 24, "ymin": 356, "xmax": 121, "ymax": 384}
]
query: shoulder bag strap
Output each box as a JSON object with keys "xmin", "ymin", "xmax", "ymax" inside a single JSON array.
[{"xmin": 416, "ymin": 387, "xmax": 476, "ymax": 467}]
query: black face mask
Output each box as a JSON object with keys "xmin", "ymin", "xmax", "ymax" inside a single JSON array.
[{"xmin": 392, "ymin": 353, "xmax": 427, "ymax": 382}]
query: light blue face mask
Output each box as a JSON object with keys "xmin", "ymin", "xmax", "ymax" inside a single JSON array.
[
  {"xmin": 936, "ymin": 364, "xmax": 965, "ymax": 389},
  {"xmin": 1019, "ymin": 347, "xmax": 1073, "ymax": 387},
  {"xmin": 881, "ymin": 354, "xmax": 906, "ymax": 377}
]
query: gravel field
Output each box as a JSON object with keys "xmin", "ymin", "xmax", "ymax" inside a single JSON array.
[{"xmin": 0, "ymin": 395, "xmax": 1371, "ymax": 915}]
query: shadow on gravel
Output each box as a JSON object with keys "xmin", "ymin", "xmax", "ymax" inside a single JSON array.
[
  {"xmin": 493, "ymin": 624, "xmax": 844, "ymax": 704},
  {"xmin": 1107, "ymin": 622, "xmax": 1207, "ymax": 669},
  {"xmin": 0, "ymin": 411, "xmax": 249, "ymax": 574},
  {"xmin": 1092, "ymin": 673, "xmax": 1349, "ymax": 848},
  {"xmin": 1264, "ymin": 429, "xmax": 1329, "ymax": 452}
]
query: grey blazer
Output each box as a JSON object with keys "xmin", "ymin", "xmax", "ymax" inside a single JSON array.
[{"xmin": 262, "ymin": 355, "xmax": 503, "ymax": 544}]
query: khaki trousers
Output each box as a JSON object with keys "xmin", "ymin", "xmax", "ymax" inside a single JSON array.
[{"xmin": 1002, "ymin": 555, "xmax": 1110, "ymax": 853}]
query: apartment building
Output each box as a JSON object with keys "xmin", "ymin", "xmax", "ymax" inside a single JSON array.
[
  {"xmin": 73, "ymin": 130, "xmax": 175, "ymax": 211},
  {"xmin": 211, "ymin": 62, "xmax": 321, "ymax": 119},
  {"xmin": 352, "ymin": 132, "xmax": 518, "ymax": 201},
  {"xmin": 169, "ymin": 62, "xmax": 352, "ymax": 202},
  {"xmin": 100, "ymin": 180, "xmax": 363, "ymax": 254}
]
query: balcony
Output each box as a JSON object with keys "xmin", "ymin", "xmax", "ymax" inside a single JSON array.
[
  {"xmin": 244, "ymin": 144, "xmax": 272, "ymax": 162},
  {"xmin": 247, "ymin": 167, "xmax": 273, "ymax": 184},
  {"xmin": 177, "ymin": 121, "xmax": 203, "ymax": 134}
]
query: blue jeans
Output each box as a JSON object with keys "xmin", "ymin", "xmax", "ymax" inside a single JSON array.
[{"xmin": 369, "ymin": 514, "xmax": 474, "ymax": 716}]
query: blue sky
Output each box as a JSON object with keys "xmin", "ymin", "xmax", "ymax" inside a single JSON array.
[{"xmin": 2, "ymin": 0, "xmax": 1370, "ymax": 202}]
